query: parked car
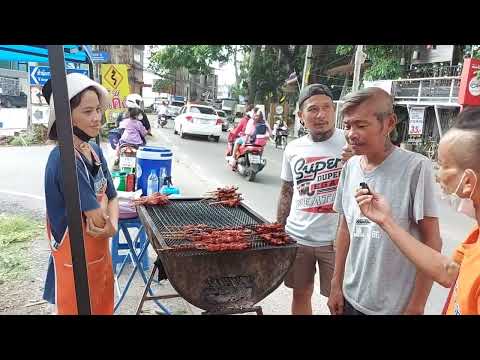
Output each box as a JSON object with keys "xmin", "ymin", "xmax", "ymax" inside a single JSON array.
[
  {"xmin": 0, "ymin": 92, "xmax": 27, "ymax": 108},
  {"xmin": 174, "ymin": 104, "xmax": 222, "ymax": 142},
  {"xmin": 216, "ymin": 110, "xmax": 228, "ymax": 131},
  {"xmin": 166, "ymin": 100, "xmax": 185, "ymax": 119}
]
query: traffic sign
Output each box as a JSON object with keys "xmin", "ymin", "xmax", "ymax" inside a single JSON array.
[
  {"xmin": 91, "ymin": 51, "xmax": 110, "ymax": 63},
  {"xmin": 102, "ymin": 65, "xmax": 124, "ymax": 89},
  {"xmin": 29, "ymin": 66, "xmax": 89, "ymax": 86}
]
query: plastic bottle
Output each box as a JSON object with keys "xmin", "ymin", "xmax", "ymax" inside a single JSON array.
[
  {"xmin": 159, "ymin": 168, "xmax": 167, "ymax": 193},
  {"xmin": 147, "ymin": 169, "xmax": 159, "ymax": 195}
]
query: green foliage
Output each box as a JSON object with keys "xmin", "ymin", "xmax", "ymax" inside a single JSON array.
[
  {"xmin": 243, "ymin": 45, "xmax": 305, "ymax": 103},
  {"xmin": 149, "ymin": 45, "xmax": 232, "ymax": 75},
  {"xmin": 472, "ymin": 45, "xmax": 480, "ymax": 59},
  {"xmin": 6, "ymin": 125, "xmax": 48, "ymax": 146},
  {"xmin": 472, "ymin": 46, "xmax": 480, "ymax": 79},
  {"xmin": 153, "ymin": 77, "xmax": 174, "ymax": 93},
  {"xmin": 0, "ymin": 214, "xmax": 43, "ymax": 281},
  {"xmin": 336, "ymin": 45, "xmax": 354, "ymax": 56},
  {"xmin": 335, "ymin": 45, "xmax": 405, "ymax": 81}
]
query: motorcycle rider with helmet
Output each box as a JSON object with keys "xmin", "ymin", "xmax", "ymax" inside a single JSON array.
[{"xmin": 116, "ymin": 94, "xmax": 151, "ymax": 136}]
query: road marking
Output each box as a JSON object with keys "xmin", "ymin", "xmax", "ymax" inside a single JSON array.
[{"xmin": 0, "ymin": 190, "xmax": 44, "ymax": 201}]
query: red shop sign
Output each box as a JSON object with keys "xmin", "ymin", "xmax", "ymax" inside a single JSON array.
[{"xmin": 458, "ymin": 58, "xmax": 480, "ymax": 106}]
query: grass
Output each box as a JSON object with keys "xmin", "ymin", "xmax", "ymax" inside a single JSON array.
[{"xmin": 0, "ymin": 214, "xmax": 44, "ymax": 282}]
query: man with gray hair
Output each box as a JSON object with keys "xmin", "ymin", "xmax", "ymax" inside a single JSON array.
[{"xmin": 328, "ymin": 87, "xmax": 442, "ymax": 315}]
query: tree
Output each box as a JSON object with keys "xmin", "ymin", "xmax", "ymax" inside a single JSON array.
[
  {"xmin": 336, "ymin": 45, "xmax": 411, "ymax": 81},
  {"xmin": 148, "ymin": 45, "xmax": 232, "ymax": 76},
  {"xmin": 153, "ymin": 77, "xmax": 174, "ymax": 93}
]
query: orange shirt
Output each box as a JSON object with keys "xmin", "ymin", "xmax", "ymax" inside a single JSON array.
[{"xmin": 446, "ymin": 226, "xmax": 480, "ymax": 315}]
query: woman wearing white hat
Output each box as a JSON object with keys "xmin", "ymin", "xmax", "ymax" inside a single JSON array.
[{"xmin": 42, "ymin": 73, "xmax": 119, "ymax": 315}]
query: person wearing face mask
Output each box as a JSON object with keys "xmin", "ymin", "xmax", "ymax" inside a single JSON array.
[
  {"xmin": 41, "ymin": 74, "xmax": 119, "ymax": 315},
  {"xmin": 355, "ymin": 106, "xmax": 480, "ymax": 315}
]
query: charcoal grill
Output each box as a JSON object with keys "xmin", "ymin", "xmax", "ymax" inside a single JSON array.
[{"xmin": 136, "ymin": 197, "xmax": 298, "ymax": 315}]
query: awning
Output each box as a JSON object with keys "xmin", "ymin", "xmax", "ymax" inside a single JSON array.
[{"xmin": 0, "ymin": 45, "xmax": 94, "ymax": 64}]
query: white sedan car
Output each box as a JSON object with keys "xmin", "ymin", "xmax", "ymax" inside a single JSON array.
[{"xmin": 174, "ymin": 104, "xmax": 222, "ymax": 142}]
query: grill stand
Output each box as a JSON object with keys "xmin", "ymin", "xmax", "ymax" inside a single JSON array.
[
  {"xmin": 136, "ymin": 259, "xmax": 264, "ymax": 315},
  {"xmin": 135, "ymin": 199, "xmax": 296, "ymax": 315},
  {"xmin": 135, "ymin": 261, "xmax": 181, "ymax": 315}
]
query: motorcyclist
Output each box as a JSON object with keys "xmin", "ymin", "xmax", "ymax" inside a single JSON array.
[
  {"xmin": 273, "ymin": 117, "xmax": 288, "ymax": 141},
  {"xmin": 118, "ymin": 97, "xmax": 148, "ymax": 148},
  {"xmin": 228, "ymin": 105, "xmax": 255, "ymax": 164},
  {"xmin": 157, "ymin": 101, "xmax": 168, "ymax": 123},
  {"xmin": 245, "ymin": 110, "xmax": 272, "ymax": 146},
  {"xmin": 112, "ymin": 97, "xmax": 148, "ymax": 169},
  {"xmin": 116, "ymin": 94, "xmax": 151, "ymax": 135}
]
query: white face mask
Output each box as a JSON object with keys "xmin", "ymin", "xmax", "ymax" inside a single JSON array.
[{"xmin": 441, "ymin": 171, "xmax": 478, "ymax": 219}]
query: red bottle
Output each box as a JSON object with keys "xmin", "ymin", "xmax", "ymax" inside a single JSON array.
[{"xmin": 126, "ymin": 173, "xmax": 135, "ymax": 192}]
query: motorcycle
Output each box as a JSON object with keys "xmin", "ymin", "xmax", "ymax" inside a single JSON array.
[
  {"xmin": 118, "ymin": 143, "xmax": 139, "ymax": 170},
  {"xmin": 298, "ymin": 125, "xmax": 308, "ymax": 137},
  {"xmin": 108, "ymin": 128, "xmax": 145, "ymax": 172},
  {"xmin": 274, "ymin": 125, "xmax": 288, "ymax": 149},
  {"xmin": 225, "ymin": 131, "xmax": 267, "ymax": 182}
]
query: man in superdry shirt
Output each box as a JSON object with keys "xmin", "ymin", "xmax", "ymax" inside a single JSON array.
[{"xmin": 277, "ymin": 84, "xmax": 347, "ymax": 314}]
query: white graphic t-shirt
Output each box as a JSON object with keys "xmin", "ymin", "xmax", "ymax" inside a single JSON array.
[{"xmin": 280, "ymin": 129, "xmax": 346, "ymax": 246}]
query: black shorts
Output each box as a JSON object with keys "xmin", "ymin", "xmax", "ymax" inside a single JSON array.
[{"xmin": 343, "ymin": 298, "xmax": 366, "ymax": 315}]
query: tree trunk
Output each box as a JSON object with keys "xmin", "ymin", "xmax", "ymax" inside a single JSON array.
[
  {"xmin": 233, "ymin": 45, "xmax": 239, "ymax": 87},
  {"xmin": 310, "ymin": 45, "xmax": 334, "ymax": 84},
  {"xmin": 248, "ymin": 45, "xmax": 258, "ymax": 104}
]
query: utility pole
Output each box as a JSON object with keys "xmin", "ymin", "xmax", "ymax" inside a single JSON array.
[
  {"xmin": 301, "ymin": 45, "xmax": 313, "ymax": 90},
  {"xmin": 294, "ymin": 45, "xmax": 313, "ymax": 137},
  {"xmin": 352, "ymin": 45, "xmax": 365, "ymax": 92}
]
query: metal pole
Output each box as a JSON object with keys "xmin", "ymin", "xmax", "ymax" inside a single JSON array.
[
  {"xmin": 47, "ymin": 45, "xmax": 91, "ymax": 315},
  {"xmin": 26, "ymin": 71, "xmax": 32, "ymax": 131},
  {"xmin": 88, "ymin": 61, "xmax": 101, "ymax": 146},
  {"xmin": 294, "ymin": 45, "xmax": 313, "ymax": 137},
  {"xmin": 301, "ymin": 45, "xmax": 313, "ymax": 90},
  {"xmin": 433, "ymin": 105, "xmax": 443, "ymax": 138},
  {"xmin": 418, "ymin": 81, "xmax": 422, "ymax": 103},
  {"xmin": 448, "ymin": 79, "xmax": 455, "ymax": 103},
  {"xmin": 352, "ymin": 45, "xmax": 364, "ymax": 92}
]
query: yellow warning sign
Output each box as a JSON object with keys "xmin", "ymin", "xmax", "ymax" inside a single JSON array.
[
  {"xmin": 103, "ymin": 65, "xmax": 124, "ymax": 89},
  {"xmin": 101, "ymin": 64, "xmax": 130, "ymax": 123}
]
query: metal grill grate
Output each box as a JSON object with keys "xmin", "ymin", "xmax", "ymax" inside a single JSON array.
[{"xmin": 143, "ymin": 199, "xmax": 296, "ymax": 256}]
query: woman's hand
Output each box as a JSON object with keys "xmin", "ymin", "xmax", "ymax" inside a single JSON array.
[
  {"xmin": 354, "ymin": 188, "xmax": 392, "ymax": 226},
  {"xmin": 86, "ymin": 213, "xmax": 117, "ymax": 239}
]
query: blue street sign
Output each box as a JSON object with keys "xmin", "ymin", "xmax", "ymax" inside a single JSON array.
[
  {"xmin": 91, "ymin": 51, "xmax": 110, "ymax": 63},
  {"xmin": 29, "ymin": 66, "xmax": 89, "ymax": 86}
]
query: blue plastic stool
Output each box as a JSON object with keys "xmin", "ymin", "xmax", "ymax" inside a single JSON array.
[{"xmin": 111, "ymin": 217, "xmax": 149, "ymax": 273}]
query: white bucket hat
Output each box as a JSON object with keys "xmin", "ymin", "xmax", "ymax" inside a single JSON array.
[{"xmin": 47, "ymin": 73, "xmax": 111, "ymax": 139}]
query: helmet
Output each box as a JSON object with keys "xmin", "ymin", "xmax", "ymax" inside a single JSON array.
[{"xmin": 125, "ymin": 94, "xmax": 143, "ymax": 109}]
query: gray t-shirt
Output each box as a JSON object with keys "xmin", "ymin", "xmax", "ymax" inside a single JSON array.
[{"xmin": 333, "ymin": 146, "xmax": 439, "ymax": 315}]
